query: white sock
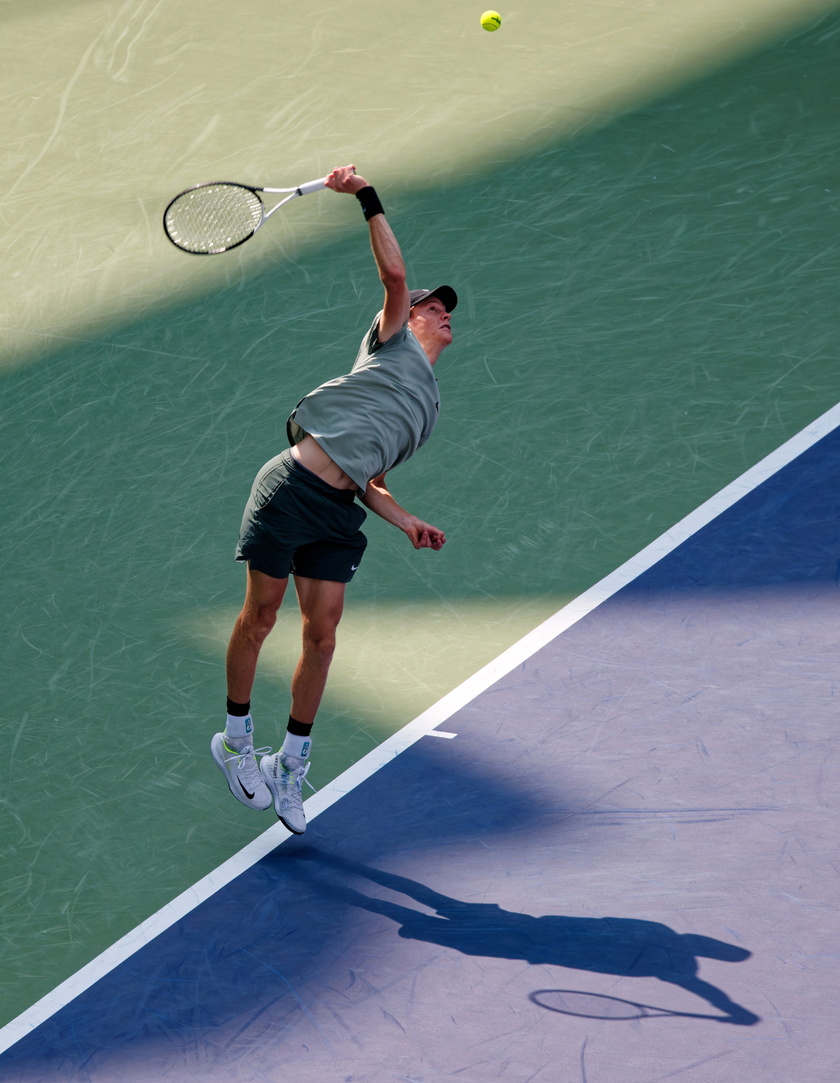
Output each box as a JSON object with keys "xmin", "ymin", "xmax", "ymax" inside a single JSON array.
[
  {"xmin": 224, "ymin": 713, "xmax": 254, "ymax": 749},
  {"xmin": 281, "ymin": 731, "xmax": 312, "ymax": 760}
]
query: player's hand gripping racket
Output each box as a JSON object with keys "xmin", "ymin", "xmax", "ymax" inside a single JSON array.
[{"xmin": 163, "ymin": 176, "xmax": 328, "ymax": 255}]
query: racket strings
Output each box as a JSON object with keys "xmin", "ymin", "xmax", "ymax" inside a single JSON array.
[{"xmin": 164, "ymin": 184, "xmax": 263, "ymax": 254}]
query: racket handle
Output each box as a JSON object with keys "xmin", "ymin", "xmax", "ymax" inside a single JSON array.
[{"xmin": 296, "ymin": 176, "xmax": 328, "ymax": 196}]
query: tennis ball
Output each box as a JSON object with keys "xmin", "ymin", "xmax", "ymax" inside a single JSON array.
[{"xmin": 481, "ymin": 10, "xmax": 502, "ymax": 32}]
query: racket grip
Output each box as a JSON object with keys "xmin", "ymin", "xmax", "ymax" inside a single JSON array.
[{"xmin": 296, "ymin": 176, "xmax": 328, "ymax": 196}]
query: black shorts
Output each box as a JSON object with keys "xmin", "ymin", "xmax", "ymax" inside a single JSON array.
[{"xmin": 235, "ymin": 449, "xmax": 367, "ymax": 583}]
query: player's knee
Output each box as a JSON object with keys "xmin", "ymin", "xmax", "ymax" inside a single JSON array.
[
  {"xmin": 303, "ymin": 626, "xmax": 337, "ymax": 664},
  {"xmin": 241, "ymin": 604, "xmax": 278, "ymax": 643}
]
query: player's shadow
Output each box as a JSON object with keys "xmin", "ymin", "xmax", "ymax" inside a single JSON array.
[{"xmin": 294, "ymin": 850, "xmax": 760, "ymax": 1026}]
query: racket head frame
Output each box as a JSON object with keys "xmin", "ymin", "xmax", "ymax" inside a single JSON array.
[{"xmin": 162, "ymin": 176, "xmax": 328, "ymax": 255}]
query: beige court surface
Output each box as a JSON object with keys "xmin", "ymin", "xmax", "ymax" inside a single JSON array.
[{"xmin": 1, "ymin": 0, "xmax": 839, "ymax": 1032}]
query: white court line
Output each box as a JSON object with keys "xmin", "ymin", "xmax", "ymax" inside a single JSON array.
[{"xmin": 1, "ymin": 400, "xmax": 838, "ymax": 1055}]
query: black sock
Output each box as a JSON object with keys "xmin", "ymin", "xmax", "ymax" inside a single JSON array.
[
  {"xmin": 287, "ymin": 715, "xmax": 313, "ymax": 737},
  {"xmin": 226, "ymin": 697, "xmax": 251, "ymax": 716}
]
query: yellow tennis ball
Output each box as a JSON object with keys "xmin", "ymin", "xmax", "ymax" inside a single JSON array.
[{"xmin": 481, "ymin": 10, "xmax": 502, "ymax": 32}]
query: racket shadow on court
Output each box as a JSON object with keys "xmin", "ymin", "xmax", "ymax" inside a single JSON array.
[{"xmin": 291, "ymin": 850, "xmax": 760, "ymax": 1027}]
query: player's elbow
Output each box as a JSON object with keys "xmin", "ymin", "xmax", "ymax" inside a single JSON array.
[
  {"xmin": 362, "ymin": 474, "xmax": 388, "ymax": 502},
  {"xmin": 380, "ymin": 265, "xmax": 407, "ymax": 292}
]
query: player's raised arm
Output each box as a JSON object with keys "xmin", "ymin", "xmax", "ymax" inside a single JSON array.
[{"xmin": 324, "ymin": 165, "xmax": 410, "ymax": 344}]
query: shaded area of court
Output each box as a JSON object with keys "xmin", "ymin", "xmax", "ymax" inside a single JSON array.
[{"xmin": 2, "ymin": 398, "xmax": 837, "ymax": 1082}]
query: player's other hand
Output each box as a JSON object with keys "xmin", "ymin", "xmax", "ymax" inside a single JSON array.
[
  {"xmin": 326, "ymin": 164, "xmax": 368, "ymax": 195},
  {"xmin": 407, "ymin": 519, "xmax": 446, "ymax": 551}
]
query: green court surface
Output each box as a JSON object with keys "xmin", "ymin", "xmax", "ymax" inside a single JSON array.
[{"xmin": 1, "ymin": 0, "xmax": 839, "ymax": 1030}]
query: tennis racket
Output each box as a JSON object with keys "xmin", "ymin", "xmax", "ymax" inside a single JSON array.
[{"xmin": 163, "ymin": 176, "xmax": 328, "ymax": 255}]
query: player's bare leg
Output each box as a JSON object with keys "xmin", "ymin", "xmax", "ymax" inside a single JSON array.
[
  {"xmin": 290, "ymin": 575, "xmax": 347, "ymax": 724},
  {"xmin": 225, "ymin": 567, "xmax": 289, "ymax": 704}
]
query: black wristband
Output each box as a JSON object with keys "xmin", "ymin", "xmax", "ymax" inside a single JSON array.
[{"xmin": 356, "ymin": 185, "xmax": 384, "ymax": 221}]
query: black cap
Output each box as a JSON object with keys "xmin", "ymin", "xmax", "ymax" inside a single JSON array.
[{"xmin": 408, "ymin": 285, "xmax": 458, "ymax": 312}]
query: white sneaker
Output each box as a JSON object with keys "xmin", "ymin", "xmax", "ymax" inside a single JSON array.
[
  {"xmin": 210, "ymin": 733, "xmax": 272, "ymax": 811},
  {"xmin": 259, "ymin": 752, "xmax": 312, "ymax": 834}
]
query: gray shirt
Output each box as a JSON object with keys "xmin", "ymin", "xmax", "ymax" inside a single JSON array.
[{"xmin": 286, "ymin": 315, "xmax": 440, "ymax": 490}]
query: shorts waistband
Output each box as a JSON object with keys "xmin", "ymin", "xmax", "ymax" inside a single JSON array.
[{"xmin": 284, "ymin": 449, "xmax": 359, "ymax": 503}]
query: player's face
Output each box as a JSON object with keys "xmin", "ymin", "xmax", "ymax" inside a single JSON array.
[{"xmin": 409, "ymin": 298, "xmax": 453, "ymax": 347}]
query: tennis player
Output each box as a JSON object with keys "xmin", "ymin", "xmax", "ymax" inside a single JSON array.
[{"xmin": 211, "ymin": 164, "xmax": 456, "ymax": 834}]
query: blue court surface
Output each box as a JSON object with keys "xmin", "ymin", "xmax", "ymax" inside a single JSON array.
[{"xmin": 2, "ymin": 407, "xmax": 839, "ymax": 1081}]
